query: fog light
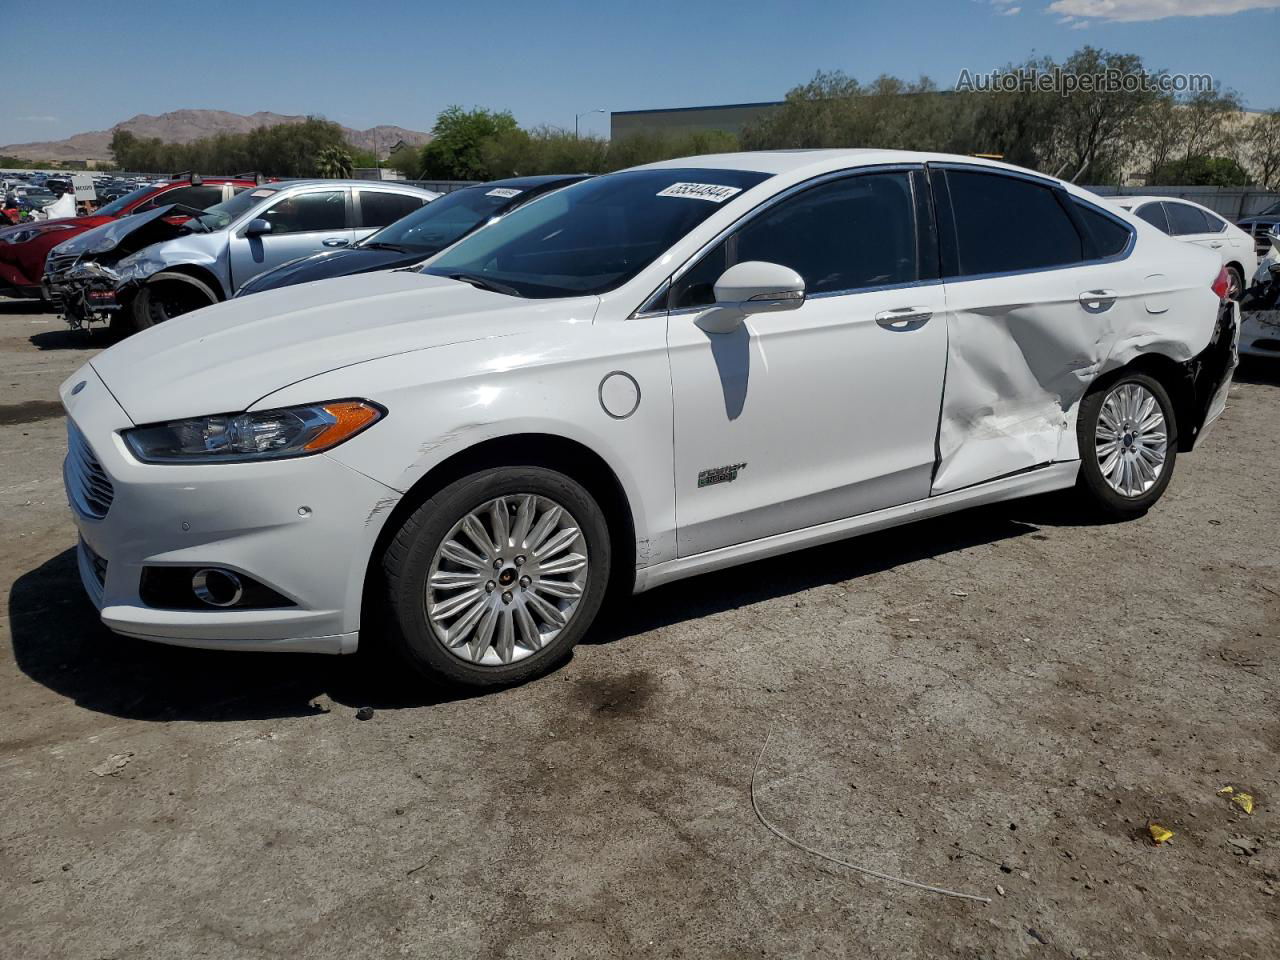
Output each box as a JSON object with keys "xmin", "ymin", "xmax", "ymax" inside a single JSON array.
[{"xmin": 192, "ymin": 568, "xmax": 244, "ymax": 608}]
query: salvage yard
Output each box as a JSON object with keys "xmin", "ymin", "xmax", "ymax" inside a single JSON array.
[{"xmin": 0, "ymin": 299, "xmax": 1276, "ymax": 959}]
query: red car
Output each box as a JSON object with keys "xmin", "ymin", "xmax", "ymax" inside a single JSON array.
[{"xmin": 0, "ymin": 174, "xmax": 263, "ymax": 299}]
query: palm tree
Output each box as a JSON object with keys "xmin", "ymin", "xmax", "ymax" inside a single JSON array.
[{"xmin": 315, "ymin": 146, "xmax": 353, "ymax": 178}]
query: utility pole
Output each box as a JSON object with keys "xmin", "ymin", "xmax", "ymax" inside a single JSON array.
[{"xmin": 575, "ymin": 108, "xmax": 606, "ymax": 138}]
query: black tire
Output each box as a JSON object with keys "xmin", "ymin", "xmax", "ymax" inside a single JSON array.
[
  {"xmin": 131, "ymin": 271, "xmax": 219, "ymax": 331},
  {"xmin": 1226, "ymin": 265, "xmax": 1245, "ymax": 303},
  {"xmin": 1076, "ymin": 371, "xmax": 1178, "ymax": 519},
  {"xmin": 381, "ymin": 466, "xmax": 611, "ymax": 688}
]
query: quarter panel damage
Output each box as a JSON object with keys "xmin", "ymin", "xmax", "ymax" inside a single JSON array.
[{"xmin": 932, "ymin": 282, "xmax": 1228, "ymax": 495}]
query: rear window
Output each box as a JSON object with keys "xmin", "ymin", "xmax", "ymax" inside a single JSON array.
[
  {"xmin": 358, "ymin": 190, "xmax": 429, "ymax": 229},
  {"xmin": 1072, "ymin": 200, "xmax": 1132, "ymax": 258},
  {"xmin": 1134, "ymin": 203, "xmax": 1170, "ymax": 234},
  {"xmin": 943, "ymin": 169, "xmax": 1082, "ymax": 277},
  {"xmin": 1165, "ymin": 202, "xmax": 1213, "ymax": 236}
]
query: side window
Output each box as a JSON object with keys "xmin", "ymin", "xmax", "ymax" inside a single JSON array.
[
  {"xmin": 1072, "ymin": 199, "xmax": 1132, "ymax": 258},
  {"xmin": 259, "ymin": 190, "xmax": 348, "ymax": 234},
  {"xmin": 671, "ymin": 171, "xmax": 918, "ymax": 309},
  {"xmin": 359, "ymin": 191, "xmax": 428, "ymax": 228},
  {"xmin": 136, "ymin": 184, "xmax": 226, "ymax": 212},
  {"xmin": 1201, "ymin": 210, "xmax": 1229, "ymax": 234},
  {"xmin": 1134, "ymin": 203, "xmax": 1170, "ymax": 234},
  {"xmin": 1165, "ymin": 202, "xmax": 1211, "ymax": 236},
  {"xmin": 942, "ymin": 169, "xmax": 1082, "ymax": 276}
]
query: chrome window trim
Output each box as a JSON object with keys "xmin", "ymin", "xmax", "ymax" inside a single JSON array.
[
  {"xmin": 932, "ymin": 162, "xmax": 1137, "ymax": 280},
  {"xmin": 629, "ymin": 162, "xmax": 928, "ymax": 319}
]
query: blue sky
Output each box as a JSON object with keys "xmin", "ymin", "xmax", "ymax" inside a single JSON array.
[{"xmin": 3, "ymin": 0, "xmax": 1275, "ymax": 145}]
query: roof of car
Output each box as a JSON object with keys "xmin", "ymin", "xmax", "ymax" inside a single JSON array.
[
  {"xmin": 632, "ymin": 149, "xmax": 1070, "ymax": 181},
  {"xmin": 468, "ymin": 174, "xmax": 592, "ymax": 189},
  {"xmin": 269, "ymin": 179, "xmax": 438, "ymax": 191}
]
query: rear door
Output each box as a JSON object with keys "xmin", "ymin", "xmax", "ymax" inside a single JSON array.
[
  {"xmin": 1165, "ymin": 201, "xmax": 1226, "ymax": 259},
  {"xmin": 227, "ymin": 187, "xmax": 354, "ymax": 290},
  {"xmin": 355, "ymin": 189, "xmax": 430, "ymax": 241},
  {"xmin": 930, "ymin": 165, "xmax": 1138, "ymax": 493}
]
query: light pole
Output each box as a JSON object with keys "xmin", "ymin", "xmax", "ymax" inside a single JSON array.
[{"xmin": 575, "ymin": 108, "xmax": 606, "ymax": 138}]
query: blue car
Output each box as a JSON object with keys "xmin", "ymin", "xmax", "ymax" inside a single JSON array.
[{"xmin": 235, "ymin": 174, "xmax": 591, "ymax": 298}]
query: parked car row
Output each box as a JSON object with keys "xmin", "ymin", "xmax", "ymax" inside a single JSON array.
[{"xmin": 59, "ymin": 149, "xmax": 1238, "ymax": 689}]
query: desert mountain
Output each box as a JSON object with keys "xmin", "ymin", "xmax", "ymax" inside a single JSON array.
[{"xmin": 1, "ymin": 109, "xmax": 431, "ymax": 163}]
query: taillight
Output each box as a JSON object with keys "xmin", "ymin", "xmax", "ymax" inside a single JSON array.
[{"xmin": 1211, "ymin": 266, "xmax": 1230, "ymax": 301}]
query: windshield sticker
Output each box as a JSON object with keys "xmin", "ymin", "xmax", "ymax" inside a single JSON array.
[
  {"xmin": 486, "ymin": 187, "xmax": 523, "ymax": 199},
  {"xmin": 250, "ymin": 189, "xmax": 276, "ymax": 197},
  {"xmin": 656, "ymin": 182, "xmax": 743, "ymax": 203}
]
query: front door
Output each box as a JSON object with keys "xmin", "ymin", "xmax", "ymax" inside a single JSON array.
[
  {"xmin": 667, "ymin": 168, "xmax": 948, "ymax": 557},
  {"xmin": 228, "ymin": 188, "xmax": 353, "ymax": 291}
]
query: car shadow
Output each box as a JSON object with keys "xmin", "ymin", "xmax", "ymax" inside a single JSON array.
[
  {"xmin": 1235, "ymin": 357, "xmax": 1280, "ymax": 387},
  {"xmin": 0, "ymin": 298, "xmax": 51, "ymax": 316},
  {"xmin": 7, "ymin": 548, "xmax": 490, "ymax": 723},
  {"xmin": 28, "ymin": 328, "xmax": 116, "ymax": 351},
  {"xmin": 10, "ymin": 498, "xmax": 1072, "ymax": 722}
]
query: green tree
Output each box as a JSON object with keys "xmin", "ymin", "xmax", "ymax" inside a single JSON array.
[
  {"xmin": 419, "ymin": 106, "xmax": 520, "ymax": 179},
  {"xmin": 1245, "ymin": 110, "xmax": 1280, "ymax": 189},
  {"xmin": 1150, "ymin": 155, "xmax": 1249, "ymax": 187}
]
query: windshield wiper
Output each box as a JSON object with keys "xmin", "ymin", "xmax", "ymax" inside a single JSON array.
[
  {"xmin": 448, "ymin": 272, "xmax": 522, "ymax": 297},
  {"xmin": 360, "ymin": 241, "xmax": 413, "ymax": 253}
]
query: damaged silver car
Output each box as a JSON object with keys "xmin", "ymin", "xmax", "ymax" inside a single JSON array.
[{"xmin": 45, "ymin": 179, "xmax": 438, "ymax": 334}]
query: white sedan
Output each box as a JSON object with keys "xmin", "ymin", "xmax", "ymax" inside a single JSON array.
[
  {"xmin": 1106, "ymin": 195, "xmax": 1256, "ymax": 301},
  {"xmin": 62, "ymin": 150, "xmax": 1238, "ymax": 687}
]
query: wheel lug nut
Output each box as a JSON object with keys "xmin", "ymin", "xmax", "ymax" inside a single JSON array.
[
  {"xmin": 485, "ymin": 580, "xmax": 496, "ymax": 593},
  {"xmin": 493, "ymin": 558, "xmax": 504, "ymax": 570},
  {"xmin": 520, "ymin": 575, "xmax": 531, "ymax": 588},
  {"xmin": 502, "ymin": 591, "xmax": 513, "ymax": 604},
  {"xmin": 515, "ymin": 555, "xmax": 526, "ymax": 566}
]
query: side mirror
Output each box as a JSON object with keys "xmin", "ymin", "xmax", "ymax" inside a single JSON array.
[
  {"xmin": 1268, "ymin": 226, "xmax": 1280, "ymax": 244},
  {"xmin": 245, "ymin": 218, "xmax": 272, "ymax": 236},
  {"xmin": 696, "ymin": 261, "xmax": 805, "ymax": 334}
]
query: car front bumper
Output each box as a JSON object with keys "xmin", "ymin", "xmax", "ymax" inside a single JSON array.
[{"xmin": 62, "ymin": 365, "xmax": 401, "ymax": 654}]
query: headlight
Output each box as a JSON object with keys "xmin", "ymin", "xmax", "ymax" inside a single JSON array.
[
  {"xmin": 1, "ymin": 223, "xmax": 74, "ymax": 244},
  {"xmin": 122, "ymin": 400, "xmax": 384, "ymax": 464}
]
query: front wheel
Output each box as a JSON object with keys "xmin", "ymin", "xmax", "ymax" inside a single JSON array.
[
  {"xmin": 381, "ymin": 466, "xmax": 611, "ymax": 687},
  {"xmin": 1076, "ymin": 372, "xmax": 1178, "ymax": 519},
  {"xmin": 131, "ymin": 271, "xmax": 219, "ymax": 331}
]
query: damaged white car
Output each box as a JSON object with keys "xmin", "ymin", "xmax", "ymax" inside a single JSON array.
[{"xmin": 62, "ymin": 151, "xmax": 1238, "ymax": 687}]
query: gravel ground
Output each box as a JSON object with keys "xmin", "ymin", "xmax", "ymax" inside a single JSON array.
[{"xmin": 1, "ymin": 298, "xmax": 1276, "ymax": 959}]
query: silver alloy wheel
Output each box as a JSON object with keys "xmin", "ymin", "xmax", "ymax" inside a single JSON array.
[
  {"xmin": 425, "ymin": 494, "xmax": 589, "ymax": 666},
  {"xmin": 1095, "ymin": 382, "xmax": 1168, "ymax": 498}
]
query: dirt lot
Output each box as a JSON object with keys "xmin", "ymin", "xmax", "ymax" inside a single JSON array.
[{"xmin": 0, "ymin": 298, "xmax": 1276, "ymax": 959}]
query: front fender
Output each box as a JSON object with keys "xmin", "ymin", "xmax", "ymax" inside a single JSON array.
[{"xmin": 255, "ymin": 323, "xmax": 677, "ymax": 570}]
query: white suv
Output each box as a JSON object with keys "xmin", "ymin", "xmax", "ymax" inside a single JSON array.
[{"xmin": 62, "ymin": 150, "xmax": 1238, "ymax": 687}]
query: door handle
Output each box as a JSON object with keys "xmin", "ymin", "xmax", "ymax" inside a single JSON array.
[
  {"xmin": 874, "ymin": 307, "xmax": 932, "ymax": 328},
  {"xmin": 322, "ymin": 238, "xmax": 349, "ymax": 247},
  {"xmin": 1078, "ymin": 289, "xmax": 1117, "ymax": 312},
  {"xmin": 1209, "ymin": 241, "xmax": 1223, "ymax": 248}
]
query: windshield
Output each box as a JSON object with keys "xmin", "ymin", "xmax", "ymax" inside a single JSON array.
[
  {"xmin": 421, "ymin": 168, "xmax": 772, "ymax": 298},
  {"xmin": 365, "ymin": 185, "xmax": 529, "ymax": 254},
  {"xmin": 194, "ymin": 187, "xmax": 279, "ymax": 231},
  {"xmin": 95, "ymin": 185, "xmax": 154, "ymax": 217}
]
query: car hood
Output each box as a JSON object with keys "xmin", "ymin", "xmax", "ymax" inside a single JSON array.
[
  {"xmin": 91, "ymin": 269, "xmax": 599, "ymax": 424},
  {"xmin": 236, "ymin": 246, "xmax": 425, "ymax": 297},
  {"xmin": 51, "ymin": 205, "xmax": 190, "ymax": 259},
  {"xmin": 1237, "ymin": 216, "xmax": 1280, "ymax": 227},
  {"xmin": 0, "ymin": 214, "xmax": 109, "ymax": 239}
]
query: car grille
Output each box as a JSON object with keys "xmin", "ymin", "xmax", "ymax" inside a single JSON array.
[
  {"xmin": 65, "ymin": 421, "xmax": 115, "ymax": 519},
  {"xmin": 45, "ymin": 252, "xmax": 78, "ymax": 280}
]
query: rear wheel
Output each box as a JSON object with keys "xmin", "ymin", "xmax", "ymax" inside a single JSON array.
[
  {"xmin": 131, "ymin": 271, "xmax": 219, "ymax": 331},
  {"xmin": 1226, "ymin": 265, "xmax": 1244, "ymax": 302},
  {"xmin": 381, "ymin": 466, "xmax": 611, "ymax": 687},
  {"xmin": 1076, "ymin": 372, "xmax": 1177, "ymax": 518}
]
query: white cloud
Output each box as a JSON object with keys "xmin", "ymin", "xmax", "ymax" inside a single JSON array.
[
  {"xmin": 1001, "ymin": 4, "xmax": 1023, "ymax": 12},
  {"xmin": 17, "ymin": 115, "xmax": 59, "ymax": 123},
  {"xmin": 1047, "ymin": 0, "xmax": 1280, "ymax": 22}
]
